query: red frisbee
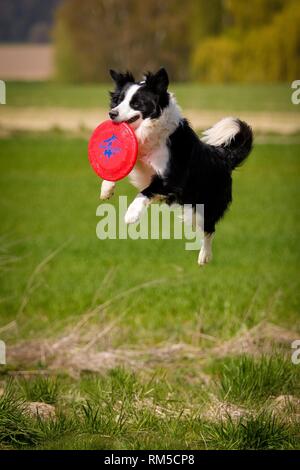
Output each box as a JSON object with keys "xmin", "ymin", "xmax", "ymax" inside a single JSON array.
[{"xmin": 88, "ymin": 120, "xmax": 138, "ymax": 182}]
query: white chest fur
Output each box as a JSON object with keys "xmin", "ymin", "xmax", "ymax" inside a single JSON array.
[{"xmin": 129, "ymin": 96, "xmax": 182, "ymax": 189}]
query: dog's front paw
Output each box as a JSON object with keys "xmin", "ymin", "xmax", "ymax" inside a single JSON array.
[
  {"xmin": 198, "ymin": 248, "xmax": 212, "ymax": 266},
  {"xmin": 100, "ymin": 189, "xmax": 114, "ymax": 200},
  {"xmin": 125, "ymin": 197, "xmax": 146, "ymax": 224},
  {"xmin": 100, "ymin": 181, "xmax": 115, "ymax": 200}
]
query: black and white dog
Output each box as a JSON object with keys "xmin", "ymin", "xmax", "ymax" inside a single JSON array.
[{"xmin": 101, "ymin": 67, "xmax": 253, "ymax": 265}]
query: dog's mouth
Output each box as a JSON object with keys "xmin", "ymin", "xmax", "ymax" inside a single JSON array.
[{"xmin": 126, "ymin": 115, "xmax": 140, "ymax": 125}]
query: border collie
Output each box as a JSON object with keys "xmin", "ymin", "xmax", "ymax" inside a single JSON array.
[{"xmin": 101, "ymin": 67, "xmax": 253, "ymax": 265}]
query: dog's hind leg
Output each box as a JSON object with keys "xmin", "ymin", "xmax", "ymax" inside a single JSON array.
[
  {"xmin": 198, "ymin": 232, "xmax": 214, "ymax": 266},
  {"xmin": 100, "ymin": 180, "xmax": 115, "ymax": 200}
]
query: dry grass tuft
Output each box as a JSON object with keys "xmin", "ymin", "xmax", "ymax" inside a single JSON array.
[
  {"xmin": 7, "ymin": 321, "xmax": 298, "ymax": 377},
  {"xmin": 212, "ymin": 321, "xmax": 298, "ymax": 358},
  {"xmin": 202, "ymin": 397, "xmax": 249, "ymax": 421}
]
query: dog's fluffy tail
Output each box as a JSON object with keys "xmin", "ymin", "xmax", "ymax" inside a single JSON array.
[{"xmin": 202, "ymin": 117, "xmax": 253, "ymax": 169}]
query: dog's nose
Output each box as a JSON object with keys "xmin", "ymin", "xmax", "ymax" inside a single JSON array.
[{"xmin": 109, "ymin": 110, "xmax": 119, "ymax": 120}]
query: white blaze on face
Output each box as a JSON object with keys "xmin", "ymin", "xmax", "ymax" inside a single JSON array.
[{"xmin": 111, "ymin": 84, "xmax": 141, "ymax": 123}]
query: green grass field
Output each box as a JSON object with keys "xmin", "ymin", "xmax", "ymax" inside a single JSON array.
[
  {"xmin": 0, "ymin": 130, "xmax": 300, "ymax": 449},
  {"xmin": 0, "ymin": 134, "xmax": 299, "ymax": 337},
  {"xmin": 5, "ymin": 81, "xmax": 299, "ymax": 112}
]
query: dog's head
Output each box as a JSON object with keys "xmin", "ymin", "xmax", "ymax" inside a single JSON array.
[{"xmin": 108, "ymin": 68, "xmax": 170, "ymax": 128}]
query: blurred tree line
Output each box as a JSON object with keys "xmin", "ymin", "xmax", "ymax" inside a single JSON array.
[
  {"xmin": 0, "ymin": 0, "xmax": 61, "ymax": 43},
  {"xmin": 54, "ymin": 0, "xmax": 300, "ymax": 82}
]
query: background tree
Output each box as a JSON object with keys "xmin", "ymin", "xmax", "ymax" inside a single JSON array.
[
  {"xmin": 53, "ymin": 0, "xmax": 300, "ymax": 82},
  {"xmin": 189, "ymin": 0, "xmax": 225, "ymax": 43},
  {"xmin": 192, "ymin": 0, "xmax": 300, "ymax": 82},
  {"xmin": 54, "ymin": 0, "xmax": 191, "ymax": 82}
]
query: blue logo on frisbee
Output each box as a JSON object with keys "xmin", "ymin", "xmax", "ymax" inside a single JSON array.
[{"xmin": 100, "ymin": 134, "xmax": 121, "ymax": 159}]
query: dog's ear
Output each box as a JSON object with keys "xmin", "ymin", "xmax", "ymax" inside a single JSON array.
[
  {"xmin": 145, "ymin": 67, "xmax": 169, "ymax": 94},
  {"xmin": 109, "ymin": 69, "xmax": 120, "ymax": 83},
  {"xmin": 109, "ymin": 69, "xmax": 135, "ymax": 87},
  {"xmin": 155, "ymin": 67, "xmax": 169, "ymax": 92}
]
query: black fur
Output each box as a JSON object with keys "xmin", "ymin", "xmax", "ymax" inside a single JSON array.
[{"xmin": 141, "ymin": 118, "xmax": 253, "ymax": 234}]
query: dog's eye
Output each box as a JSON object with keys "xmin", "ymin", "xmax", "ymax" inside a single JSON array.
[{"xmin": 131, "ymin": 100, "xmax": 140, "ymax": 110}]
